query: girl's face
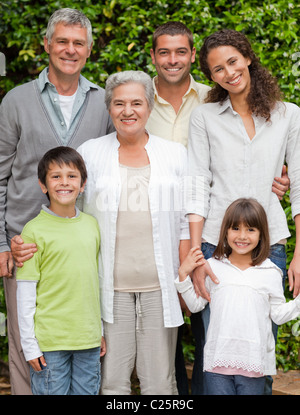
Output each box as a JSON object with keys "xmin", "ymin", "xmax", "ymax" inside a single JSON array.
[
  {"xmin": 207, "ymin": 45, "xmax": 251, "ymax": 98},
  {"xmin": 227, "ymin": 222, "xmax": 260, "ymax": 258}
]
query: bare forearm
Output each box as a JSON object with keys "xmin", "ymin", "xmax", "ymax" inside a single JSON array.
[{"xmin": 188, "ymin": 214, "xmax": 205, "ymax": 248}]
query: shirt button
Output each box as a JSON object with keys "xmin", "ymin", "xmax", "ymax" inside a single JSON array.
[
  {"xmin": 61, "ymin": 121, "xmax": 64, "ymax": 126},
  {"xmin": 54, "ymin": 98, "xmax": 57, "ymax": 102}
]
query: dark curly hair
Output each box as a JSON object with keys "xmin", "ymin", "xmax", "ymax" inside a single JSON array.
[{"xmin": 199, "ymin": 29, "xmax": 282, "ymax": 121}]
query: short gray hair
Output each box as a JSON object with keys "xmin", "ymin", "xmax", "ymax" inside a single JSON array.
[
  {"xmin": 45, "ymin": 8, "xmax": 93, "ymax": 48},
  {"xmin": 105, "ymin": 71, "xmax": 154, "ymax": 111}
]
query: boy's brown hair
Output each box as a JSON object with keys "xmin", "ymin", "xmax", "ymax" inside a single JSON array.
[{"xmin": 38, "ymin": 146, "xmax": 87, "ymax": 199}]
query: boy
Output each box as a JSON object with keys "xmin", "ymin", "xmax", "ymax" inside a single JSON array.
[{"xmin": 16, "ymin": 146, "xmax": 105, "ymax": 395}]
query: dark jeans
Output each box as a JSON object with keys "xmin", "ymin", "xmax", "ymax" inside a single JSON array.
[{"xmin": 176, "ymin": 242, "xmax": 287, "ymax": 396}]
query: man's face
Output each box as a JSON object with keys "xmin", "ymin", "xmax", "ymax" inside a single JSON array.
[
  {"xmin": 150, "ymin": 34, "xmax": 196, "ymax": 86},
  {"xmin": 44, "ymin": 22, "xmax": 92, "ymax": 81}
]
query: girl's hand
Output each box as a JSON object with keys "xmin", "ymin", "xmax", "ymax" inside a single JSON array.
[{"xmin": 178, "ymin": 246, "xmax": 205, "ymax": 281}]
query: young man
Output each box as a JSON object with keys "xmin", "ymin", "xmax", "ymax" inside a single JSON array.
[
  {"xmin": 0, "ymin": 8, "xmax": 113, "ymax": 394},
  {"xmin": 146, "ymin": 22, "xmax": 210, "ymax": 147},
  {"xmin": 16, "ymin": 147, "xmax": 105, "ymax": 395},
  {"xmin": 146, "ymin": 21, "xmax": 290, "ymax": 395}
]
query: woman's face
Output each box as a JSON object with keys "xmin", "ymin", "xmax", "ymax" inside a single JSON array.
[
  {"xmin": 207, "ymin": 45, "xmax": 251, "ymax": 98},
  {"xmin": 109, "ymin": 82, "xmax": 151, "ymax": 139}
]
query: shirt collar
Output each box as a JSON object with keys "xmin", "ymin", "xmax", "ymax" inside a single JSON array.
[
  {"xmin": 216, "ymin": 97, "xmax": 234, "ymax": 115},
  {"xmin": 217, "ymin": 256, "xmax": 280, "ymax": 271},
  {"xmin": 153, "ymin": 74, "xmax": 197, "ymax": 102},
  {"xmin": 37, "ymin": 67, "xmax": 99, "ymax": 94}
]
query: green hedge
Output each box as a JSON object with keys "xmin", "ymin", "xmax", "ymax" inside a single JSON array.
[{"xmin": 1, "ymin": 0, "xmax": 299, "ymax": 370}]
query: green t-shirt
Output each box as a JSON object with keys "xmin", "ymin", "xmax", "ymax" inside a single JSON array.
[{"xmin": 17, "ymin": 209, "xmax": 101, "ymax": 352}]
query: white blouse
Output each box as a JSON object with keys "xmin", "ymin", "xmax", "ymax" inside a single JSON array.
[
  {"xmin": 187, "ymin": 99, "xmax": 300, "ymax": 246},
  {"xmin": 78, "ymin": 132, "xmax": 189, "ymax": 327},
  {"xmin": 175, "ymin": 257, "xmax": 300, "ymax": 376}
]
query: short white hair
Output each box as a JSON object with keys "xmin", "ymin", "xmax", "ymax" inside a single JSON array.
[{"xmin": 105, "ymin": 71, "xmax": 154, "ymax": 111}]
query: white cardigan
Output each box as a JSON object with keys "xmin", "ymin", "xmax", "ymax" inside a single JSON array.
[
  {"xmin": 176, "ymin": 257, "xmax": 300, "ymax": 376},
  {"xmin": 78, "ymin": 132, "xmax": 189, "ymax": 327}
]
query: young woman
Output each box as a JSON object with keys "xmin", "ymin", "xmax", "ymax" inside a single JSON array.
[
  {"xmin": 186, "ymin": 29, "xmax": 300, "ymax": 394},
  {"xmin": 187, "ymin": 28, "xmax": 300, "ymax": 305},
  {"xmin": 176, "ymin": 198, "xmax": 300, "ymax": 395}
]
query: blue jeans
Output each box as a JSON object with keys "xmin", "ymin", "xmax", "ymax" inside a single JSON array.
[
  {"xmin": 30, "ymin": 347, "xmax": 101, "ymax": 395},
  {"xmin": 204, "ymin": 371, "xmax": 266, "ymax": 395},
  {"xmin": 192, "ymin": 242, "xmax": 287, "ymax": 395}
]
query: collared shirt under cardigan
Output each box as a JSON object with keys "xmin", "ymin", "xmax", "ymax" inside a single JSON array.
[
  {"xmin": 146, "ymin": 74, "xmax": 210, "ymax": 147},
  {"xmin": 0, "ymin": 67, "xmax": 114, "ymax": 252},
  {"xmin": 37, "ymin": 67, "xmax": 98, "ymax": 146},
  {"xmin": 187, "ymin": 98, "xmax": 300, "ymax": 246},
  {"xmin": 77, "ymin": 132, "xmax": 189, "ymax": 328}
]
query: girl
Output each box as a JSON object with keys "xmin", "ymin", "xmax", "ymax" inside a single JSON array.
[{"xmin": 176, "ymin": 198, "xmax": 300, "ymax": 395}]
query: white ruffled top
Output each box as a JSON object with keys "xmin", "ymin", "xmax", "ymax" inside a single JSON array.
[{"xmin": 175, "ymin": 257, "xmax": 300, "ymax": 376}]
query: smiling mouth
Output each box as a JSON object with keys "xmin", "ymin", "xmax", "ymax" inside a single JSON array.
[
  {"xmin": 61, "ymin": 58, "xmax": 77, "ymax": 63},
  {"xmin": 121, "ymin": 119, "xmax": 136, "ymax": 123},
  {"xmin": 235, "ymin": 242, "xmax": 250, "ymax": 247},
  {"xmin": 57, "ymin": 190, "xmax": 72, "ymax": 194},
  {"xmin": 165, "ymin": 67, "xmax": 182, "ymax": 73},
  {"xmin": 228, "ymin": 75, "xmax": 241, "ymax": 85}
]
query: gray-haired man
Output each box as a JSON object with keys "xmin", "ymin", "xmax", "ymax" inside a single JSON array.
[{"xmin": 0, "ymin": 8, "xmax": 113, "ymax": 394}]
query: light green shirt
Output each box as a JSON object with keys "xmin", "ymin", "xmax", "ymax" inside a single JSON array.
[{"xmin": 16, "ymin": 209, "xmax": 101, "ymax": 352}]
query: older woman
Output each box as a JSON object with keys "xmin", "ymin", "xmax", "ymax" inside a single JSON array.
[
  {"xmin": 13, "ymin": 71, "xmax": 189, "ymax": 395},
  {"xmin": 80, "ymin": 70, "xmax": 189, "ymax": 395}
]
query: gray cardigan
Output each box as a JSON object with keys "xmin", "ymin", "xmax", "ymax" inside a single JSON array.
[{"xmin": 0, "ymin": 75, "xmax": 114, "ymax": 251}]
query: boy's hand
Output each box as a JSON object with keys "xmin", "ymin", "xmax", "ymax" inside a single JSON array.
[
  {"xmin": 28, "ymin": 355, "xmax": 47, "ymax": 372},
  {"xmin": 178, "ymin": 246, "xmax": 205, "ymax": 281},
  {"xmin": 100, "ymin": 336, "xmax": 106, "ymax": 357},
  {"xmin": 11, "ymin": 235, "xmax": 37, "ymax": 267}
]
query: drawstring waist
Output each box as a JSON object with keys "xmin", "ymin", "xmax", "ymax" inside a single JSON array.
[{"xmin": 135, "ymin": 293, "xmax": 142, "ymax": 331}]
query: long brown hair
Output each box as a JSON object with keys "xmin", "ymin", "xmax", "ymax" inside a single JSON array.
[
  {"xmin": 213, "ymin": 198, "xmax": 270, "ymax": 266},
  {"xmin": 199, "ymin": 29, "xmax": 282, "ymax": 121}
]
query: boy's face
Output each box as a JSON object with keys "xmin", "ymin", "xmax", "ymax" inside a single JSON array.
[{"xmin": 39, "ymin": 162, "xmax": 86, "ymax": 216}]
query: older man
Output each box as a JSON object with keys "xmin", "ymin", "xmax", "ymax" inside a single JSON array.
[{"xmin": 0, "ymin": 8, "xmax": 113, "ymax": 394}]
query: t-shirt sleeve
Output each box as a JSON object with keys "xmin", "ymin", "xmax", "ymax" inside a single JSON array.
[{"xmin": 16, "ymin": 230, "xmax": 42, "ymax": 282}]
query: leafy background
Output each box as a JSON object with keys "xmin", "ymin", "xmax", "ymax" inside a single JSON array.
[{"xmin": 0, "ymin": 0, "xmax": 299, "ymax": 371}]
